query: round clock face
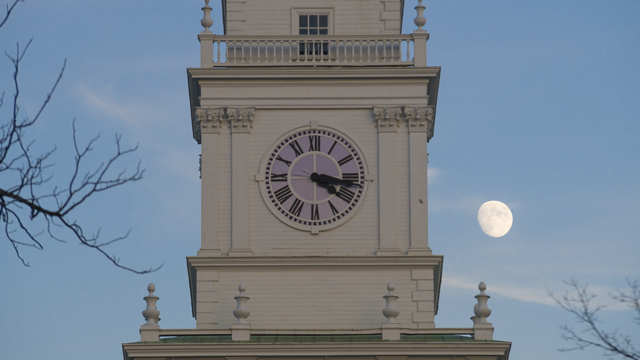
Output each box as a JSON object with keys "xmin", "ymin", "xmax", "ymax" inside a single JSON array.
[{"xmin": 260, "ymin": 126, "xmax": 369, "ymax": 232}]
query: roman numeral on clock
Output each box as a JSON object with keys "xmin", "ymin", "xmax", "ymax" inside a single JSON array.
[
  {"xmin": 289, "ymin": 198, "xmax": 304, "ymax": 217},
  {"xmin": 327, "ymin": 140, "xmax": 337, "ymax": 155},
  {"xmin": 270, "ymin": 173, "xmax": 288, "ymax": 182},
  {"xmin": 289, "ymin": 140, "xmax": 304, "ymax": 157},
  {"xmin": 328, "ymin": 200, "xmax": 339, "ymax": 216},
  {"xmin": 308, "ymin": 135, "xmax": 321, "ymax": 152},
  {"xmin": 311, "ymin": 204, "xmax": 320, "ymax": 220},
  {"xmin": 342, "ymin": 173, "xmax": 359, "ymax": 182},
  {"xmin": 274, "ymin": 186, "xmax": 293, "ymax": 204},
  {"xmin": 336, "ymin": 187, "xmax": 356, "ymax": 203},
  {"xmin": 276, "ymin": 155, "xmax": 292, "ymax": 167},
  {"xmin": 337, "ymin": 154, "xmax": 353, "ymax": 166}
]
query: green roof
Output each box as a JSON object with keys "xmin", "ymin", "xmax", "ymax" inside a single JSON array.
[{"xmin": 155, "ymin": 334, "xmax": 481, "ymax": 344}]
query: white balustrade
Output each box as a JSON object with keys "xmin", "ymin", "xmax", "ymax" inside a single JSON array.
[{"xmin": 200, "ymin": 35, "xmax": 418, "ymax": 67}]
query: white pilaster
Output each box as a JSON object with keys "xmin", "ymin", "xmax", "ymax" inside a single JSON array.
[
  {"xmin": 195, "ymin": 108, "xmax": 224, "ymax": 256},
  {"xmin": 228, "ymin": 108, "xmax": 255, "ymax": 256},
  {"xmin": 405, "ymin": 106, "xmax": 434, "ymax": 255},
  {"xmin": 374, "ymin": 108, "xmax": 402, "ymax": 255}
]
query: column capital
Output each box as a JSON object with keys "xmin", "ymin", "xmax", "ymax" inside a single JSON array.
[
  {"xmin": 374, "ymin": 107, "xmax": 401, "ymax": 133},
  {"xmin": 403, "ymin": 106, "xmax": 434, "ymax": 140},
  {"xmin": 194, "ymin": 107, "xmax": 225, "ymax": 142},
  {"xmin": 228, "ymin": 107, "xmax": 255, "ymax": 133}
]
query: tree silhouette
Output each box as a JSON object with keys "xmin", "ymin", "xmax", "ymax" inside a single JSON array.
[{"xmin": 0, "ymin": 0, "xmax": 159, "ymax": 273}]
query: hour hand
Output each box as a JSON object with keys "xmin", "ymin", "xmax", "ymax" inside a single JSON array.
[
  {"xmin": 316, "ymin": 174, "xmax": 357, "ymax": 187},
  {"xmin": 315, "ymin": 180, "xmax": 337, "ymax": 194}
]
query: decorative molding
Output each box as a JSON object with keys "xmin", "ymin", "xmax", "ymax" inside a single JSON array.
[
  {"xmin": 373, "ymin": 107, "xmax": 401, "ymax": 133},
  {"xmin": 403, "ymin": 106, "xmax": 434, "ymax": 134},
  {"xmin": 228, "ymin": 107, "xmax": 255, "ymax": 133},
  {"xmin": 194, "ymin": 107, "xmax": 225, "ymax": 142}
]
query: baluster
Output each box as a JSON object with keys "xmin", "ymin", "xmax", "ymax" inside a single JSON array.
[
  {"xmin": 375, "ymin": 40, "xmax": 379, "ymax": 63},
  {"xmin": 366, "ymin": 40, "xmax": 371, "ymax": 63},
  {"xmin": 350, "ymin": 40, "xmax": 354, "ymax": 62},
  {"xmin": 312, "ymin": 39, "xmax": 316, "ymax": 63},
  {"xmin": 249, "ymin": 41, "xmax": 253, "ymax": 63},
  {"xmin": 385, "ymin": 39, "xmax": 389, "ymax": 63},
  {"xmin": 328, "ymin": 39, "xmax": 332, "ymax": 63},
  {"xmin": 279, "ymin": 40, "xmax": 283, "ymax": 63},
  {"xmin": 289, "ymin": 40, "xmax": 293, "ymax": 63},
  {"xmin": 406, "ymin": 39, "xmax": 410, "ymax": 63},
  {"xmin": 258, "ymin": 40, "xmax": 262, "ymax": 63},
  {"xmin": 217, "ymin": 40, "xmax": 222, "ymax": 63}
]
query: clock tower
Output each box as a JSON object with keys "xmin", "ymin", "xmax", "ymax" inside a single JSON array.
[{"xmin": 122, "ymin": 1, "xmax": 512, "ymax": 359}]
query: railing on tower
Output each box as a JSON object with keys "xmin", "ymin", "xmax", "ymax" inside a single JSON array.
[
  {"xmin": 200, "ymin": 35, "xmax": 418, "ymax": 67},
  {"xmin": 197, "ymin": 0, "xmax": 429, "ymax": 68}
]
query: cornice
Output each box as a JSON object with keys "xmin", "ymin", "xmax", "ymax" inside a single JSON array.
[
  {"xmin": 187, "ymin": 255, "xmax": 443, "ymax": 270},
  {"xmin": 123, "ymin": 341, "xmax": 511, "ymax": 360},
  {"xmin": 187, "ymin": 66, "xmax": 441, "ymax": 80}
]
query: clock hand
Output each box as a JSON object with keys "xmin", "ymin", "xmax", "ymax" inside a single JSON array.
[
  {"xmin": 315, "ymin": 180, "xmax": 337, "ymax": 194},
  {"xmin": 316, "ymin": 173, "xmax": 360, "ymax": 187}
]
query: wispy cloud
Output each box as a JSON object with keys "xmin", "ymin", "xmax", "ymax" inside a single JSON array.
[{"xmin": 442, "ymin": 275, "xmax": 631, "ymax": 310}]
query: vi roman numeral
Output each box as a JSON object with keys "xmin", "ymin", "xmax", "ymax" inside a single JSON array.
[
  {"xmin": 311, "ymin": 204, "xmax": 320, "ymax": 220},
  {"xmin": 308, "ymin": 135, "xmax": 321, "ymax": 152}
]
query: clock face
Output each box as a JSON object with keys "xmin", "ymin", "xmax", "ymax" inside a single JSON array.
[{"xmin": 260, "ymin": 127, "xmax": 369, "ymax": 232}]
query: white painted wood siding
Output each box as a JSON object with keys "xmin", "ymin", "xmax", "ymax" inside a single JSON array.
[{"xmin": 225, "ymin": 0, "xmax": 402, "ymax": 35}]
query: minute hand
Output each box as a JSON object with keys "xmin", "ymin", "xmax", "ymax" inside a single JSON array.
[{"xmin": 317, "ymin": 174, "xmax": 354, "ymax": 187}]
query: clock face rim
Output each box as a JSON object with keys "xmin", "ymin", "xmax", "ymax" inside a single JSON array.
[{"xmin": 258, "ymin": 125, "xmax": 370, "ymax": 233}]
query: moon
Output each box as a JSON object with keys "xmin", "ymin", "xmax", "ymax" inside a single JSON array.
[{"xmin": 477, "ymin": 201, "xmax": 513, "ymax": 238}]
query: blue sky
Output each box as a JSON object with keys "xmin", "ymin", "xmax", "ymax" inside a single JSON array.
[{"xmin": 0, "ymin": 1, "xmax": 639, "ymax": 359}]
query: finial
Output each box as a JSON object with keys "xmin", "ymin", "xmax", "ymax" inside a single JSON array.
[
  {"xmin": 201, "ymin": 0, "xmax": 213, "ymax": 34},
  {"xmin": 233, "ymin": 283, "xmax": 251, "ymax": 324},
  {"xmin": 382, "ymin": 282, "xmax": 400, "ymax": 323},
  {"xmin": 414, "ymin": 0, "xmax": 427, "ymax": 33},
  {"xmin": 473, "ymin": 281, "xmax": 492, "ymax": 323},
  {"xmin": 142, "ymin": 283, "xmax": 160, "ymax": 326}
]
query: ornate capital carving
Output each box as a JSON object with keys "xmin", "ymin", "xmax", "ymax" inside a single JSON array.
[
  {"xmin": 373, "ymin": 107, "xmax": 401, "ymax": 133},
  {"xmin": 404, "ymin": 106, "xmax": 434, "ymax": 139},
  {"xmin": 228, "ymin": 107, "xmax": 255, "ymax": 133},
  {"xmin": 194, "ymin": 107, "xmax": 225, "ymax": 142}
]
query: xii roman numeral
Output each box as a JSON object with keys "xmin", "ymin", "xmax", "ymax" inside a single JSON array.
[
  {"xmin": 308, "ymin": 135, "xmax": 321, "ymax": 152},
  {"xmin": 311, "ymin": 204, "xmax": 320, "ymax": 220}
]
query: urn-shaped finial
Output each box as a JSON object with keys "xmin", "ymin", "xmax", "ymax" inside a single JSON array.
[
  {"xmin": 142, "ymin": 283, "xmax": 160, "ymax": 326},
  {"xmin": 233, "ymin": 283, "xmax": 251, "ymax": 324},
  {"xmin": 473, "ymin": 281, "xmax": 492, "ymax": 323},
  {"xmin": 414, "ymin": 0, "xmax": 427, "ymax": 33},
  {"xmin": 201, "ymin": 0, "xmax": 213, "ymax": 33},
  {"xmin": 382, "ymin": 282, "xmax": 400, "ymax": 323}
]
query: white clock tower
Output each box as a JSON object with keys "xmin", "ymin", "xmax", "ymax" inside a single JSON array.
[{"xmin": 122, "ymin": 1, "xmax": 512, "ymax": 359}]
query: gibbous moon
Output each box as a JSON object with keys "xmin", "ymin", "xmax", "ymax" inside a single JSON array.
[{"xmin": 477, "ymin": 201, "xmax": 513, "ymax": 238}]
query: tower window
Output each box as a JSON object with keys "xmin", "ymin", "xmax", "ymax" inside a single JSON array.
[
  {"xmin": 299, "ymin": 15, "xmax": 329, "ymax": 55},
  {"xmin": 298, "ymin": 15, "xmax": 329, "ymax": 35}
]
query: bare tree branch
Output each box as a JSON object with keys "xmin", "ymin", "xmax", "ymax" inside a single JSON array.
[
  {"xmin": 0, "ymin": 0, "xmax": 161, "ymax": 274},
  {"xmin": 549, "ymin": 279, "xmax": 640, "ymax": 360}
]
